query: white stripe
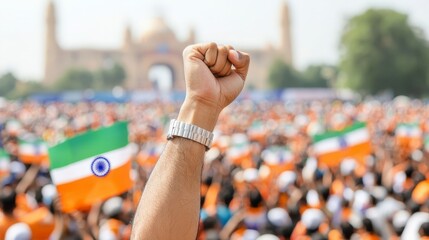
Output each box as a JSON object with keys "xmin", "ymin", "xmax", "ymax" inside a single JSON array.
[
  {"xmin": 19, "ymin": 143, "xmax": 48, "ymax": 155},
  {"xmin": 314, "ymin": 127, "xmax": 369, "ymax": 155},
  {"xmin": 346, "ymin": 128, "xmax": 370, "ymax": 145},
  {"xmin": 314, "ymin": 138, "xmax": 340, "ymax": 155},
  {"xmin": 0, "ymin": 158, "xmax": 9, "ymax": 171},
  {"xmin": 51, "ymin": 145, "xmax": 131, "ymax": 185},
  {"xmin": 396, "ymin": 126, "xmax": 422, "ymax": 137}
]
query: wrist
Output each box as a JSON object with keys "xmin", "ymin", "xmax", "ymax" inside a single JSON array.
[{"xmin": 177, "ymin": 99, "xmax": 220, "ymax": 132}]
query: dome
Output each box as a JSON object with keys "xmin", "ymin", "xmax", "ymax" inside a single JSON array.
[{"xmin": 141, "ymin": 17, "xmax": 175, "ymax": 42}]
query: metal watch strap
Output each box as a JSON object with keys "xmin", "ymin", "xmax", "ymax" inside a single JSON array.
[{"xmin": 167, "ymin": 119, "xmax": 214, "ymax": 150}]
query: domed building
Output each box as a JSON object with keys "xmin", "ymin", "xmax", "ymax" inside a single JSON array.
[{"xmin": 44, "ymin": 2, "xmax": 293, "ymax": 90}]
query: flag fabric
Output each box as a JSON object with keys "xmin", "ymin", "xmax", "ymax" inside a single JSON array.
[
  {"xmin": 5, "ymin": 119, "xmax": 22, "ymax": 135},
  {"xmin": 261, "ymin": 146, "xmax": 294, "ymax": 176},
  {"xmin": 226, "ymin": 134, "xmax": 252, "ymax": 168},
  {"xmin": 0, "ymin": 149, "xmax": 10, "ymax": 177},
  {"xmin": 48, "ymin": 122, "xmax": 132, "ymax": 213},
  {"xmin": 313, "ymin": 122, "xmax": 371, "ymax": 167},
  {"xmin": 18, "ymin": 139, "xmax": 49, "ymax": 165},
  {"xmin": 425, "ymin": 135, "xmax": 429, "ymax": 153},
  {"xmin": 395, "ymin": 123, "xmax": 422, "ymax": 150},
  {"xmin": 248, "ymin": 121, "xmax": 266, "ymax": 142}
]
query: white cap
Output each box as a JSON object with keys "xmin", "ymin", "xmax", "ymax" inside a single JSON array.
[
  {"xmin": 242, "ymin": 229, "xmax": 260, "ymax": 240},
  {"xmin": 277, "ymin": 171, "xmax": 297, "ymax": 192},
  {"xmin": 41, "ymin": 184, "xmax": 57, "ymax": 206},
  {"xmin": 99, "ymin": 223, "xmax": 117, "ymax": 240},
  {"xmin": 411, "ymin": 150, "xmax": 423, "ymax": 162},
  {"xmin": 306, "ymin": 189, "xmax": 320, "ymax": 207},
  {"xmin": 257, "ymin": 234, "xmax": 280, "ymax": 240},
  {"xmin": 267, "ymin": 208, "xmax": 292, "ymax": 227},
  {"xmin": 243, "ymin": 168, "xmax": 259, "ymax": 183},
  {"xmin": 326, "ymin": 195, "xmax": 342, "ymax": 214},
  {"xmin": 392, "ymin": 210, "xmax": 410, "ymax": 229},
  {"xmin": 231, "ymin": 133, "xmax": 249, "ymax": 145},
  {"xmin": 302, "ymin": 157, "xmax": 317, "ymax": 182},
  {"xmin": 363, "ymin": 173, "xmax": 375, "ymax": 188},
  {"xmin": 343, "ymin": 187, "xmax": 354, "ymax": 201},
  {"xmin": 5, "ymin": 223, "xmax": 31, "ymax": 240},
  {"xmin": 370, "ymin": 186, "xmax": 387, "ymax": 201},
  {"xmin": 340, "ymin": 158, "xmax": 356, "ymax": 176},
  {"xmin": 205, "ymin": 148, "xmax": 221, "ymax": 164},
  {"xmin": 393, "ymin": 171, "xmax": 406, "ymax": 194},
  {"xmin": 376, "ymin": 197, "xmax": 405, "ymax": 219},
  {"xmin": 302, "ymin": 208, "xmax": 325, "ymax": 230},
  {"xmin": 102, "ymin": 197, "xmax": 123, "ymax": 217},
  {"xmin": 353, "ymin": 190, "xmax": 370, "ymax": 212}
]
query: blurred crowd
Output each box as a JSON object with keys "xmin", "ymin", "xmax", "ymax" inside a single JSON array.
[{"xmin": 0, "ymin": 98, "xmax": 429, "ymax": 240}]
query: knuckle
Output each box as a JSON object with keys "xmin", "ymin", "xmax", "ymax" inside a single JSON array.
[
  {"xmin": 208, "ymin": 42, "xmax": 217, "ymax": 49},
  {"xmin": 182, "ymin": 45, "xmax": 193, "ymax": 58}
]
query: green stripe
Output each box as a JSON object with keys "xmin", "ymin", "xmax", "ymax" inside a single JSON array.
[
  {"xmin": 313, "ymin": 122, "xmax": 366, "ymax": 143},
  {"xmin": 0, "ymin": 149, "xmax": 9, "ymax": 159},
  {"xmin": 396, "ymin": 123, "xmax": 419, "ymax": 129},
  {"xmin": 49, "ymin": 122, "xmax": 128, "ymax": 170},
  {"xmin": 18, "ymin": 139, "xmax": 46, "ymax": 145}
]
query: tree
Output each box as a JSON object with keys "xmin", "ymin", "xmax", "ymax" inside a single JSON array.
[
  {"xmin": 8, "ymin": 81, "xmax": 47, "ymax": 99},
  {"xmin": 302, "ymin": 65, "xmax": 335, "ymax": 88},
  {"xmin": 268, "ymin": 60, "xmax": 332, "ymax": 89},
  {"xmin": 0, "ymin": 72, "xmax": 18, "ymax": 97},
  {"xmin": 339, "ymin": 9, "xmax": 429, "ymax": 97},
  {"xmin": 268, "ymin": 59, "xmax": 303, "ymax": 89},
  {"xmin": 94, "ymin": 63, "xmax": 126, "ymax": 90},
  {"xmin": 55, "ymin": 69, "xmax": 95, "ymax": 91}
]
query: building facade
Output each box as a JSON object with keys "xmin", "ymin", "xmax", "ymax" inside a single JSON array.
[{"xmin": 44, "ymin": 2, "xmax": 293, "ymax": 90}]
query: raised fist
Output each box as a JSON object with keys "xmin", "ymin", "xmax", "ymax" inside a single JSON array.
[{"xmin": 182, "ymin": 42, "xmax": 250, "ymax": 115}]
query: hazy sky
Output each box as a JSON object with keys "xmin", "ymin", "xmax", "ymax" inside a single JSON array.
[{"xmin": 1, "ymin": 0, "xmax": 429, "ymax": 80}]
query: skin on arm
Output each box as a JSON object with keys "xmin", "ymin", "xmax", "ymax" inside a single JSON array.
[{"xmin": 131, "ymin": 42, "xmax": 250, "ymax": 240}]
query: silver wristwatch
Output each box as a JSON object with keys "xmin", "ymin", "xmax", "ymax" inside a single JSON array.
[{"xmin": 167, "ymin": 119, "xmax": 214, "ymax": 150}]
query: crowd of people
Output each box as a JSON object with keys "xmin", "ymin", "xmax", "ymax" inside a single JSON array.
[{"xmin": 0, "ymin": 97, "xmax": 429, "ymax": 239}]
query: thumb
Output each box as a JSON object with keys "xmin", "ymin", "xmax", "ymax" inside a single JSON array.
[{"xmin": 228, "ymin": 50, "xmax": 250, "ymax": 81}]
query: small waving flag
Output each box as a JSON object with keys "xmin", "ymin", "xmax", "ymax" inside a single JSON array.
[
  {"xmin": 395, "ymin": 123, "xmax": 422, "ymax": 151},
  {"xmin": 424, "ymin": 135, "xmax": 429, "ymax": 153},
  {"xmin": 48, "ymin": 122, "xmax": 132, "ymax": 213},
  {"xmin": 0, "ymin": 149, "xmax": 10, "ymax": 178},
  {"xmin": 248, "ymin": 121, "xmax": 266, "ymax": 142},
  {"xmin": 261, "ymin": 146, "xmax": 294, "ymax": 176},
  {"xmin": 18, "ymin": 139, "xmax": 49, "ymax": 165},
  {"xmin": 313, "ymin": 122, "xmax": 371, "ymax": 167}
]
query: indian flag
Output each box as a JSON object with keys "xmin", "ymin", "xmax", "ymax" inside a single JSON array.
[
  {"xmin": 5, "ymin": 119, "xmax": 22, "ymax": 135},
  {"xmin": 425, "ymin": 135, "xmax": 429, "ymax": 152},
  {"xmin": 396, "ymin": 123, "xmax": 422, "ymax": 150},
  {"xmin": 48, "ymin": 122, "xmax": 132, "ymax": 213},
  {"xmin": 18, "ymin": 139, "xmax": 49, "ymax": 164},
  {"xmin": 0, "ymin": 149, "xmax": 10, "ymax": 177},
  {"xmin": 313, "ymin": 122, "xmax": 371, "ymax": 167},
  {"xmin": 226, "ymin": 134, "xmax": 252, "ymax": 168},
  {"xmin": 248, "ymin": 121, "xmax": 266, "ymax": 142},
  {"xmin": 261, "ymin": 146, "xmax": 294, "ymax": 176}
]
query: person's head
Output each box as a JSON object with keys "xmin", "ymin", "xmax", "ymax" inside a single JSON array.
[
  {"xmin": 219, "ymin": 183, "xmax": 235, "ymax": 207},
  {"xmin": 420, "ymin": 222, "xmax": 429, "ymax": 237},
  {"xmin": 5, "ymin": 223, "xmax": 31, "ymax": 240},
  {"xmin": 0, "ymin": 187, "xmax": 17, "ymax": 215},
  {"xmin": 203, "ymin": 216, "xmax": 219, "ymax": 231},
  {"xmin": 102, "ymin": 197, "xmax": 123, "ymax": 220},
  {"xmin": 362, "ymin": 218, "xmax": 376, "ymax": 234},
  {"xmin": 340, "ymin": 221, "xmax": 355, "ymax": 239},
  {"xmin": 248, "ymin": 188, "xmax": 264, "ymax": 208}
]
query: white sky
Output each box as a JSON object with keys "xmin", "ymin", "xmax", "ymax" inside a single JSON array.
[{"xmin": 0, "ymin": 0, "xmax": 429, "ymax": 80}]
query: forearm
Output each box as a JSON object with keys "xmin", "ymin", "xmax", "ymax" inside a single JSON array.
[
  {"xmin": 130, "ymin": 42, "xmax": 249, "ymax": 239},
  {"xmin": 131, "ymin": 102, "xmax": 219, "ymax": 239}
]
